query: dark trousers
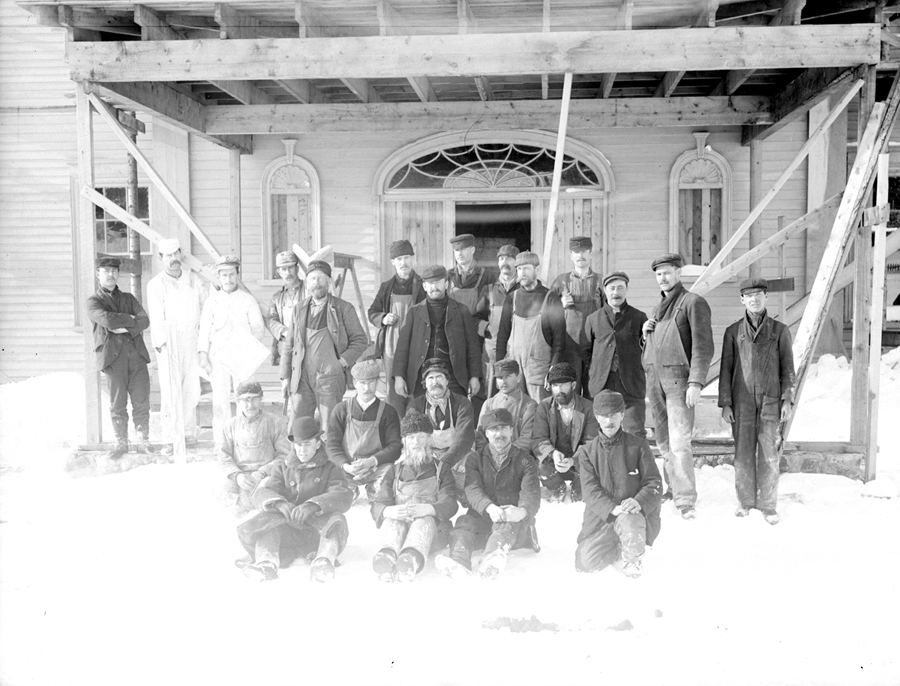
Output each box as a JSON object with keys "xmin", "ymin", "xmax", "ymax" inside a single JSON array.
[
  {"xmin": 237, "ymin": 510, "xmax": 348, "ymax": 568},
  {"xmin": 539, "ymin": 457, "xmax": 579, "ymax": 492},
  {"xmin": 732, "ymin": 394, "xmax": 782, "ymax": 512},
  {"xmin": 603, "ymin": 369, "xmax": 646, "ymax": 438},
  {"xmin": 575, "ymin": 512, "xmax": 646, "ymax": 572},
  {"xmin": 103, "ymin": 339, "xmax": 150, "ymax": 442},
  {"xmin": 450, "ymin": 511, "xmax": 529, "ymax": 558}
]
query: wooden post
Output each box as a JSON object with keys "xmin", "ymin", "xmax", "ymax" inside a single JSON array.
[
  {"xmin": 540, "ymin": 71, "xmax": 573, "ymax": 283},
  {"xmin": 777, "ymin": 216, "xmax": 786, "ymax": 321},
  {"xmin": 749, "ymin": 138, "xmax": 763, "ymax": 280},
  {"xmin": 75, "ymin": 87, "xmax": 102, "ymax": 445},
  {"xmin": 229, "ymin": 148, "xmax": 242, "ymax": 259},
  {"xmin": 126, "ymin": 125, "xmax": 142, "ymax": 299}
]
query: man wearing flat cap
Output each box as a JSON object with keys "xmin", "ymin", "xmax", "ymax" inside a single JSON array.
[
  {"xmin": 550, "ymin": 236, "xmax": 606, "ymax": 396},
  {"xmin": 219, "ymin": 379, "xmax": 291, "ymax": 513},
  {"xmin": 326, "ymin": 358, "xmax": 402, "ymax": 504},
  {"xmin": 147, "ymin": 237, "xmax": 207, "ymax": 454},
  {"xmin": 719, "ymin": 278, "xmax": 795, "ymax": 526},
  {"xmin": 237, "ymin": 416, "xmax": 354, "ymax": 583},
  {"xmin": 583, "ymin": 271, "xmax": 649, "ymax": 437},
  {"xmin": 436, "ymin": 408, "xmax": 540, "ymax": 580},
  {"xmin": 447, "ymin": 233, "xmax": 497, "ymax": 317},
  {"xmin": 371, "ymin": 410, "xmax": 458, "ymax": 582},
  {"xmin": 531, "ymin": 362, "xmax": 599, "ymax": 502},
  {"xmin": 198, "ymin": 254, "xmax": 267, "ymax": 447},
  {"xmin": 392, "ymin": 264, "xmax": 483, "ymax": 403},
  {"xmin": 281, "ymin": 259, "xmax": 368, "ymax": 435},
  {"xmin": 265, "ymin": 250, "xmax": 305, "ymax": 370},
  {"xmin": 86, "ymin": 257, "xmax": 152, "ymax": 459},
  {"xmin": 368, "ymin": 239, "xmax": 426, "ymax": 414},
  {"xmin": 475, "ymin": 359, "xmax": 537, "ymax": 454},
  {"xmin": 574, "ymin": 390, "xmax": 662, "ymax": 578},
  {"xmin": 496, "ymin": 251, "xmax": 566, "ymax": 402},
  {"xmin": 474, "ymin": 244, "xmax": 520, "ymax": 397},
  {"xmin": 642, "ymin": 252, "xmax": 713, "ymax": 519}
]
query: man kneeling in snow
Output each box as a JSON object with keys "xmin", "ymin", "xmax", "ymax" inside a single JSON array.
[
  {"xmin": 371, "ymin": 410, "xmax": 458, "ymax": 582},
  {"xmin": 236, "ymin": 416, "xmax": 354, "ymax": 583},
  {"xmin": 575, "ymin": 390, "xmax": 661, "ymax": 578},
  {"xmin": 436, "ymin": 408, "xmax": 540, "ymax": 580}
]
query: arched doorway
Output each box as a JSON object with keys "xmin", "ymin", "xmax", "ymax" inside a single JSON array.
[{"xmin": 373, "ymin": 131, "xmax": 615, "ymax": 280}]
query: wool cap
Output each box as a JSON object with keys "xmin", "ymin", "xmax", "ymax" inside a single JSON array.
[
  {"xmin": 215, "ymin": 254, "xmax": 241, "ymax": 271},
  {"xmin": 307, "ymin": 260, "xmax": 332, "ymax": 278},
  {"xmin": 593, "ymin": 389, "xmax": 626, "ymax": 416},
  {"xmin": 493, "ymin": 358, "xmax": 521, "ymax": 376},
  {"xmin": 497, "ymin": 244, "xmax": 520, "ymax": 258},
  {"xmin": 650, "ymin": 253, "xmax": 684, "ymax": 271},
  {"xmin": 401, "ymin": 409, "xmax": 434, "ymax": 437},
  {"xmin": 351, "ymin": 358, "xmax": 381, "ymax": 381},
  {"xmin": 421, "ymin": 357, "xmax": 451, "ymax": 381},
  {"xmin": 569, "ymin": 236, "xmax": 593, "ymax": 251},
  {"xmin": 389, "ymin": 239, "xmax": 414, "ymax": 259},
  {"xmin": 96, "ymin": 257, "xmax": 121, "ymax": 269},
  {"xmin": 547, "ymin": 362, "xmax": 577, "ymax": 385},
  {"xmin": 275, "ymin": 251, "xmax": 299, "ymax": 267},
  {"xmin": 235, "ymin": 379, "xmax": 263, "ymax": 397},
  {"xmin": 603, "ymin": 270, "xmax": 630, "ymax": 288},
  {"xmin": 421, "ymin": 264, "xmax": 448, "ymax": 281},
  {"xmin": 157, "ymin": 238, "xmax": 181, "ymax": 255},
  {"xmin": 449, "ymin": 233, "xmax": 475, "ymax": 249},
  {"xmin": 515, "ymin": 251, "xmax": 540, "ymax": 268},
  {"xmin": 740, "ymin": 277, "xmax": 769, "ymax": 294},
  {"xmin": 289, "ymin": 416, "xmax": 322, "ymax": 443},
  {"xmin": 482, "ymin": 408, "xmax": 514, "ymax": 431}
]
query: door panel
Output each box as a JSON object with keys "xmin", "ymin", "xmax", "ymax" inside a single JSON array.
[
  {"xmin": 382, "ymin": 200, "xmax": 451, "ymax": 273},
  {"xmin": 533, "ymin": 195, "xmax": 606, "ymax": 282}
]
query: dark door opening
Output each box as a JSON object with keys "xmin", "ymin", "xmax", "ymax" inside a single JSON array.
[{"xmin": 455, "ymin": 203, "xmax": 531, "ymax": 269}]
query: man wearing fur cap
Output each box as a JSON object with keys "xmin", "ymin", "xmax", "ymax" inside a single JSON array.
[
  {"xmin": 237, "ymin": 416, "xmax": 354, "ymax": 583},
  {"xmin": 475, "ymin": 359, "xmax": 537, "ymax": 453},
  {"xmin": 575, "ymin": 390, "xmax": 661, "ymax": 578},
  {"xmin": 370, "ymin": 410, "xmax": 458, "ymax": 582},
  {"xmin": 436, "ymin": 408, "xmax": 541, "ymax": 580}
]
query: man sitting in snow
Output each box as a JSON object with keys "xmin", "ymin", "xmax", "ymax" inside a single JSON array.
[
  {"xmin": 575, "ymin": 390, "xmax": 661, "ymax": 578},
  {"xmin": 236, "ymin": 416, "xmax": 354, "ymax": 583},
  {"xmin": 219, "ymin": 379, "xmax": 290, "ymax": 513},
  {"xmin": 474, "ymin": 359, "xmax": 537, "ymax": 453},
  {"xmin": 370, "ymin": 410, "xmax": 458, "ymax": 582},
  {"xmin": 436, "ymin": 408, "xmax": 540, "ymax": 580}
]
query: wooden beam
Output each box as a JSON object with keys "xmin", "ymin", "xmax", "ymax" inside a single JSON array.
[
  {"xmin": 717, "ymin": 0, "xmax": 782, "ymax": 23},
  {"xmin": 598, "ymin": 1, "xmax": 633, "ymax": 99},
  {"xmin": 341, "ymin": 77, "xmax": 384, "ymax": 103},
  {"xmin": 540, "ymin": 72, "xmax": 573, "ymax": 283},
  {"xmin": 654, "ymin": 70, "xmax": 685, "ymax": 98},
  {"xmin": 710, "ymin": 68, "xmax": 754, "ymax": 96},
  {"xmin": 407, "ymin": 76, "xmax": 437, "ymax": 103},
  {"xmin": 229, "ymin": 149, "xmax": 242, "ymax": 259},
  {"xmin": 457, "ymin": 0, "xmax": 478, "ymax": 33},
  {"xmin": 116, "ymin": 109, "xmax": 145, "ymax": 135},
  {"xmin": 541, "ymin": 0, "xmax": 550, "ymax": 100},
  {"xmin": 273, "ymin": 78, "xmax": 321, "ymax": 104},
  {"xmin": 474, "ymin": 76, "xmax": 493, "ymax": 101},
  {"xmin": 214, "ymin": 4, "xmax": 259, "ymax": 40},
  {"xmin": 376, "ymin": 0, "xmax": 436, "ymax": 102},
  {"xmin": 213, "ymin": 80, "xmax": 277, "ymax": 106},
  {"xmin": 134, "ymin": 4, "xmax": 180, "ymax": 41},
  {"xmin": 749, "ymin": 137, "xmax": 764, "ymax": 279},
  {"xmin": 296, "ymin": 1, "xmax": 339, "ymax": 38},
  {"xmin": 67, "ymin": 25, "xmax": 881, "ymax": 82},
  {"xmin": 204, "ymin": 95, "xmax": 773, "ymax": 134},
  {"xmin": 55, "ymin": 6, "xmax": 139, "ymax": 37},
  {"xmin": 769, "ymin": 0, "xmax": 806, "ymax": 26}
]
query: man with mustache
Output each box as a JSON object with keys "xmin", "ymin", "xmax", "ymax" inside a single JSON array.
[
  {"xmin": 281, "ymin": 260, "xmax": 368, "ymax": 435},
  {"xmin": 532, "ymin": 362, "xmax": 599, "ymax": 503},
  {"xmin": 447, "ymin": 233, "xmax": 497, "ymax": 319},
  {"xmin": 575, "ymin": 390, "xmax": 662, "ymax": 578},
  {"xmin": 264, "ymin": 250, "xmax": 305, "ymax": 369},
  {"xmin": 368, "ymin": 239, "xmax": 426, "ymax": 414},
  {"xmin": 147, "ymin": 238, "xmax": 206, "ymax": 454},
  {"xmin": 474, "ymin": 244, "xmax": 520, "ymax": 397},
  {"xmin": 474, "ymin": 359, "xmax": 537, "ymax": 453},
  {"xmin": 371, "ymin": 410, "xmax": 458, "ymax": 582}
]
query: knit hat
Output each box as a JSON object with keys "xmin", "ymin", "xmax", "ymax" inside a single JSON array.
[
  {"xmin": 493, "ymin": 359, "xmax": 521, "ymax": 376},
  {"xmin": 235, "ymin": 379, "xmax": 263, "ymax": 397},
  {"xmin": 421, "ymin": 358, "xmax": 450, "ymax": 381},
  {"xmin": 497, "ymin": 244, "xmax": 519, "ymax": 258},
  {"xmin": 421, "ymin": 264, "xmax": 447, "ymax": 281},
  {"xmin": 389, "ymin": 239, "xmax": 414, "ymax": 259},
  {"xmin": 482, "ymin": 408, "xmax": 514, "ymax": 431},
  {"xmin": 157, "ymin": 238, "xmax": 180, "ymax": 254},
  {"xmin": 289, "ymin": 416, "xmax": 323, "ymax": 443},
  {"xmin": 351, "ymin": 358, "xmax": 381, "ymax": 381},
  {"xmin": 603, "ymin": 271, "xmax": 630, "ymax": 287},
  {"xmin": 215, "ymin": 254, "xmax": 241, "ymax": 272},
  {"xmin": 547, "ymin": 362, "xmax": 577, "ymax": 385},
  {"xmin": 401, "ymin": 409, "xmax": 434, "ymax": 437},
  {"xmin": 449, "ymin": 234, "xmax": 475, "ymax": 249},
  {"xmin": 275, "ymin": 251, "xmax": 299, "ymax": 267},
  {"xmin": 740, "ymin": 277, "xmax": 768, "ymax": 295},
  {"xmin": 593, "ymin": 389, "xmax": 625, "ymax": 416},
  {"xmin": 96, "ymin": 257, "xmax": 120, "ymax": 269},
  {"xmin": 569, "ymin": 236, "xmax": 593, "ymax": 251},
  {"xmin": 307, "ymin": 260, "xmax": 332, "ymax": 278},
  {"xmin": 651, "ymin": 253, "xmax": 684, "ymax": 271},
  {"xmin": 515, "ymin": 251, "xmax": 540, "ymax": 268}
]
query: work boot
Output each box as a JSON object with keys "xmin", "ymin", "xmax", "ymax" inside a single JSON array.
[
  {"xmin": 762, "ymin": 510, "xmax": 780, "ymax": 525},
  {"xmin": 661, "ymin": 490, "xmax": 674, "ymax": 502},
  {"xmin": 435, "ymin": 553, "xmax": 471, "ymax": 580},
  {"xmin": 372, "ymin": 548, "xmax": 398, "ymax": 583},
  {"xmin": 524, "ymin": 522, "xmax": 541, "ymax": 553},
  {"xmin": 622, "ymin": 557, "xmax": 643, "ymax": 579},
  {"xmin": 678, "ymin": 506, "xmax": 696, "ymax": 520},
  {"xmin": 477, "ymin": 545, "xmax": 510, "ymax": 580},
  {"xmin": 545, "ymin": 484, "xmax": 567, "ymax": 504},
  {"xmin": 396, "ymin": 550, "xmax": 424, "ymax": 583},
  {"xmin": 107, "ymin": 440, "xmax": 128, "ymax": 460},
  {"xmin": 570, "ymin": 480, "xmax": 582, "ymax": 503},
  {"xmin": 735, "ymin": 506, "xmax": 750, "ymax": 517},
  {"xmin": 243, "ymin": 562, "xmax": 278, "ymax": 582},
  {"xmin": 309, "ymin": 557, "xmax": 335, "ymax": 583},
  {"xmin": 136, "ymin": 437, "xmax": 155, "ymax": 454}
]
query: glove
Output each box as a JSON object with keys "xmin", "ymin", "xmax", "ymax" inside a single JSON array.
[{"xmin": 290, "ymin": 502, "xmax": 320, "ymax": 527}]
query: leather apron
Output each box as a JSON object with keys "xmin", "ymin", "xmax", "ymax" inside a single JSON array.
[
  {"xmin": 427, "ymin": 398, "xmax": 468, "ymax": 500},
  {"xmin": 303, "ymin": 317, "xmax": 345, "ymax": 399},
  {"xmin": 341, "ymin": 397, "xmax": 385, "ymax": 463},
  {"xmin": 562, "ymin": 272, "xmax": 599, "ymax": 350},
  {"xmin": 449, "ymin": 267, "xmax": 486, "ymax": 314},
  {"xmin": 643, "ymin": 292, "xmax": 690, "ymax": 372},
  {"xmin": 394, "ymin": 460, "xmax": 440, "ymax": 505},
  {"xmin": 509, "ymin": 290, "xmax": 553, "ymax": 386}
]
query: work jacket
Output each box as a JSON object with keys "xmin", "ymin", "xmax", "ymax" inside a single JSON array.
[
  {"xmin": 367, "ymin": 272, "xmax": 426, "ymax": 328},
  {"xmin": 253, "ymin": 446, "xmax": 354, "ymax": 515},
  {"xmin": 371, "ymin": 458, "xmax": 458, "ymax": 526},
  {"xmin": 218, "ymin": 410, "xmax": 290, "ymax": 480},
  {"xmin": 465, "ymin": 444, "xmax": 541, "ymax": 522},
  {"xmin": 583, "ymin": 302, "xmax": 648, "ymax": 399},
  {"xmin": 265, "ymin": 281, "xmax": 305, "ymax": 365},
  {"xmin": 86, "ymin": 286, "xmax": 151, "ymax": 371},
  {"xmin": 531, "ymin": 395, "xmax": 599, "ymax": 462},
  {"xmin": 718, "ymin": 312, "xmax": 795, "ymax": 408}
]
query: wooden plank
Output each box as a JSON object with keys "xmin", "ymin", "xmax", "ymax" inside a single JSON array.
[
  {"xmin": 229, "ymin": 149, "xmax": 242, "ymax": 258},
  {"xmin": 295, "ymin": 1, "xmax": 336, "ymax": 39},
  {"xmin": 769, "ymin": 0, "xmax": 806, "ymax": 26},
  {"xmin": 654, "ymin": 70, "xmax": 685, "ymax": 98},
  {"xmin": 66, "ymin": 25, "xmax": 881, "ymax": 82},
  {"xmin": 749, "ymin": 137, "xmax": 763, "ymax": 280},
  {"xmin": 341, "ymin": 77, "xmax": 383, "ymax": 104},
  {"xmin": 598, "ymin": 0, "xmax": 633, "ymax": 98},
  {"xmin": 273, "ymin": 78, "xmax": 320, "ymax": 104},
  {"xmin": 407, "ymin": 76, "xmax": 437, "ymax": 103},
  {"xmin": 709, "ymin": 68, "xmax": 754, "ymax": 96},
  {"xmin": 214, "ymin": 4, "xmax": 259, "ymax": 40},
  {"xmin": 539, "ymin": 71, "xmax": 573, "ymax": 284},
  {"xmin": 541, "ymin": 0, "xmax": 550, "ymax": 100},
  {"xmin": 214, "ymin": 79, "xmax": 277, "ymax": 106},
  {"xmin": 765, "ymin": 276, "xmax": 795, "ymax": 292},
  {"xmin": 474, "ymin": 76, "xmax": 493, "ymax": 101}
]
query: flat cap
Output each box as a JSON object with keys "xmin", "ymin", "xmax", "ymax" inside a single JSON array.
[
  {"xmin": 493, "ymin": 358, "xmax": 521, "ymax": 376},
  {"xmin": 351, "ymin": 358, "xmax": 381, "ymax": 381},
  {"xmin": 603, "ymin": 271, "xmax": 630, "ymax": 287},
  {"xmin": 569, "ymin": 236, "xmax": 593, "ymax": 251},
  {"xmin": 307, "ymin": 260, "xmax": 332, "ymax": 278},
  {"xmin": 421, "ymin": 264, "xmax": 447, "ymax": 281},
  {"xmin": 740, "ymin": 277, "xmax": 769, "ymax": 294},
  {"xmin": 593, "ymin": 389, "xmax": 625, "ymax": 416},
  {"xmin": 275, "ymin": 251, "xmax": 299, "ymax": 267},
  {"xmin": 289, "ymin": 416, "xmax": 323, "ymax": 443},
  {"xmin": 157, "ymin": 238, "xmax": 181, "ymax": 255},
  {"xmin": 515, "ymin": 251, "xmax": 540, "ymax": 268},
  {"xmin": 449, "ymin": 233, "xmax": 475, "ymax": 249},
  {"xmin": 497, "ymin": 244, "xmax": 520, "ymax": 258},
  {"xmin": 482, "ymin": 408, "xmax": 514, "ymax": 431},
  {"xmin": 389, "ymin": 239, "xmax": 414, "ymax": 259},
  {"xmin": 96, "ymin": 257, "xmax": 120, "ymax": 269},
  {"xmin": 236, "ymin": 379, "xmax": 263, "ymax": 397},
  {"xmin": 215, "ymin": 254, "xmax": 241, "ymax": 271},
  {"xmin": 421, "ymin": 357, "xmax": 451, "ymax": 381},
  {"xmin": 651, "ymin": 253, "xmax": 684, "ymax": 271},
  {"xmin": 401, "ymin": 409, "xmax": 434, "ymax": 437},
  {"xmin": 547, "ymin": 362, "xmax": 577, "ymax": 385}
]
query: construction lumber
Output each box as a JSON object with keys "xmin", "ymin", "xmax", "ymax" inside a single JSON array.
[{"xmin": 539, "ymin": 72, "xmax": 573, "ymax": 284}]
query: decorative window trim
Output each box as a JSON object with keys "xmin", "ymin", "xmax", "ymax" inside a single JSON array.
[
  {"xmin": 260, "ymin": 139, "xmax": 321, "ymax": 281},
  {"xmin": 668, "ymin": 132, "xmax": 732, "ymax": 275}
]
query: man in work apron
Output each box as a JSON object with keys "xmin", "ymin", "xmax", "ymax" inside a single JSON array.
[
  {"xmin": 475, "ymin": 358, "xmax": 537, "ymax": 453},
  {"xmin": 508, "ymin": 289, "xmax": 554, "ymax": 401},
  {"xmin": 642, "ymin": 253, "xmax": 714, "ymax": 519},
  {"xmin": 477, "ymin": 244, "xmax": 519, "ymax": 398},
  {"xmin": 447, "ymin": 232, "xmax": 497, "ymax": 316}
]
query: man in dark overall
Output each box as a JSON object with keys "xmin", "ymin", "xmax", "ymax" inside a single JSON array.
[
  {"xmin": 474, "ymin": 243, "xmax": 519, "ymax": 397},
  {"xmin": 86, "ymin": 257, "xmax": 152, "ymax": 459},
  {"xmin": 642, "ymin": 253, "xmax": 713, "ymax": 520},
  {"xmin": 719, "ymin": 278, "xmax": 795, "ymax": 525}
]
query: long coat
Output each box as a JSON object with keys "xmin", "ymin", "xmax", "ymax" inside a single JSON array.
[
  {"xmin": 465, "ymin": 444, "xmax": 541, "ymax": 521},
  {"xmin": 265, "ymin": 281, "xmax": 305, "ymax": 365},
  {"xmin": 367, "ymin": 272, "xmax": 426, "ymax": 328},
  {"xmin": 280, "ymin": 294, "xmax": 368, "ymax": 394},
  {"xmin": 391, "ymin": 297, "xmax": 482, "ymax": 392},
  {"xmin": 575, "ymin": 430, "xmax": 662, "ymax": 546},
  {"xmin": 252, "ymin": 446, "xmax": 354, "ymax": 514},
  {"xmin": 531, "ymin": 395, "xmax": 599, "ymax": 461},
  {"xmin": 718, "ymin": 313, "xmax": 795, "ymax": 409},
  {"xmin": 86, "ymin": 286, "xmax": 151, "ymax": 371},
  {"xmin": 583, "ymin": 302, "xmax": 648, "ymax": 399}
]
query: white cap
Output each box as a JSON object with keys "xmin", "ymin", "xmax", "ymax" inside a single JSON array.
[{"xmin": 158, "ymin": 238, "xmax": 181, "ymax": 254}]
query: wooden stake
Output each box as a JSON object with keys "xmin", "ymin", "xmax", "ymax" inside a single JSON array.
[
  {"xmin": 229, "ymin": 148, "xmax": 242, "ymax": 258},
  {"xmin": 540, "ymin": 71, "xmax": 573, "ymax": 283},
  {"xmin": 777, "ymin": 216, "xmax": 786, "ymax": 321},
  {"xmin": 749, "ymin": 138, "xmax": 763, "ymax": 280}
]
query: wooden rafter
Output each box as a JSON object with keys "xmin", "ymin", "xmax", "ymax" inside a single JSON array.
[
  {"xmin": 541, "ymin": 0, "xmax": 550, "ymax": 100},
  {"xmin": 599, "ymin": 0, "xmax": 633, "ymax": 98},
  {"xmin": 656, "ymin": 0, "xmax": 718, "ymax": 97},
  {"xmin": 377, "ymin": 0, "xmax": 436, "ymax": 103},
  {"xmin": 457, "ymin": 0, "xmax": 494, "ymax": 102}
]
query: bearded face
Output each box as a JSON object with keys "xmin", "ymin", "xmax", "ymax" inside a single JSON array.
[
  {"xmin": 402, "ymin": 432, "xmax": 432, "ymax": 468},
  {"xmin": 552, "ymin": 381, "xmax": 576, "ymax": 406}
]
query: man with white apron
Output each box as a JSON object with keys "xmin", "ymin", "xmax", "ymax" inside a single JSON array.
[
  {"xmin": 550, "ymin": 236, "xmax": 605, "ymax": 397},
  {"xmin": 475, "ymin": 244, "xmax": 519, "ymax": 398},
  {"xmin": 495, "ymin": 251, "xmax": 566, "ymax": 402},
  {"xmin": 642, "ymin": 253, "xmax": 714, "ymax": 520},
  {"xmin": 326, "ymin": 359, "xmax": 402, "ymax": 504},
  {"xmin": 368, "ymin": 239, "xmax": 426, "ymax": 415},
  {"xmin": 406, "ymin": 359, "xmax": 477, "ymax": 507},
  {"xmin": 370, "ymin": 410, "xmax": 459, "ymax": 582},
  {"xmin": 475, "ymin": 359, "xmax": 537, "ymax": 453}
]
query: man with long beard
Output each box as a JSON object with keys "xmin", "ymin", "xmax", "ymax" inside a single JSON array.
[
  {"xmin": 475, "ymin": 244, "xmax": 519, "ymax": 397},
  {"xmin": 371, "ymin": 410, "xmax": 458, "ymax": 582}
]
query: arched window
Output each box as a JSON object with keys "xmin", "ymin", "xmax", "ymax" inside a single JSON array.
[
  {"xmin": 669, "ymin": 132, "xmax": 732, "ymax": 270},
  {"xmin": 261, "ymin": 140, "xmax": 321, "ymax": 280}
]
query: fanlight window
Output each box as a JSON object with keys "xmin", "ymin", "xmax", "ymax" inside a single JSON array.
[{"xmin": 387, "ymin": 143, "xmax": 602, "ymax": 191}]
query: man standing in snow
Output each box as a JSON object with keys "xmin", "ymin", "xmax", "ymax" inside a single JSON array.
[
  {"xmin": 86, "ymin": 257, "xmax": 152, "ymax": 459},
  {"xmin": 147, "ymin": 238, "xmax": 206, "ymax": 454},
  {"xmin": 436, "ymin": 408, "xmax": 540, "ymax": 580},
  {"xmin": 474, "ymin": 359, "xmax": 537, "ymax": 453},
  {"xmin": 237, "ymin": 416, "xmax": 354, "ymax": 583},
  {"xmin": 575, "ymin": 390, "xmax": 662, "ymax": 578},
  {"xmin": 718, "ymin": 278, "xmax": 795, "ymax": 525},
  {"xmin": 474, "ymin": 243, "xmax": 519, "ymax": 396},
  {"xmin": 642, "ymin": 253, "xmax": 713, "ymax": 520},
  {"xmin": 219, "ymin": 379, "xmax": 291, "ymax": 513},
  {"xmin": 371, "ymin": 410, "xmax": 458, "ymax": 582}
]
